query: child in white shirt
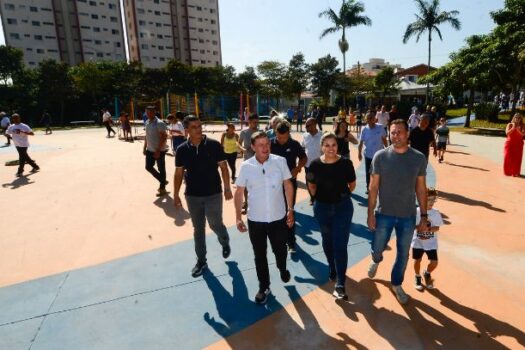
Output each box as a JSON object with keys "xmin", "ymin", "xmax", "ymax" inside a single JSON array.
[{"xmin": 411, "ymin": 188, "xmax": 443, "ymax": 290}]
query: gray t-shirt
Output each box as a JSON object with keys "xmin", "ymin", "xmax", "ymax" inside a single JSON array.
[
  {"xmin": 370, "ymin": 146, "xmax": 427, "ymax": 217},
  {"xmin": 239, "ymin": 128, "xmax": 258, "ymax": 160},
  {"xmin": 145, "ymin": 118, "xmax": 168, "ymax": 152}
]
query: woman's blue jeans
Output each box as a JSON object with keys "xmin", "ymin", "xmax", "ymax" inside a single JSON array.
[
  {"xmin": 313, "ymin": 195, "xmax": 354, "ymax": 288},
  {"xmin": 371, "ymin": 213, "xmax": 416, "ymax": 286}
]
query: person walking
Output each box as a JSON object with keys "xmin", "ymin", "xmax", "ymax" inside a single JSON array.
[
  {"xmin": 335, "ymin": 119, "xmax": 358, "ymax": 159},
  {"xmin": 270, "ymin": 120, "xmax": 307, "ymax": 253},
  {"xmin": 1, "ymin": 112, "xmax": 11, "ymax": 145},
  {"xmin": 221, "ymin": 122, "xmax": 240, "ymax": 183},
  {"xmin": 358, "ymin": 111, "xmax": 388, "ymax": 193},
  {"xmin": 102, "ymin": 109, "xmax": 116, "ymax": 137},
  {"xmin": 40, "ymin": 110, "xmax": 52, "ymax": 135},
  {"xmin": 239, "ymin": 114, "xmax": 260, "ymax": 214},
  {"xmin": 408, "ymin": 114, "xmax": 436, "ymax": 162},
  {"xmin": 313, "ymin": 106, "xmax": 323, "ymax": 131},
  {"xmin": 435, "ymin": 117, "xmax": 450, "ymax": 163},
  {"xmin": 503, "ymin": 113, "xmax": 525, "ymax": 177},
  {"xmin": 375, "ymin": 105, "xmax": 390, "ymax": 136},
  {"xmin": 367, "ymin": 119, "xmax": 429, "ymax": 305},
  {"xmin": 234, "ymin": 131, "xmax": 294, "ymax": 304},
  {"xmin": 307, "ymin": 132, "xmax": 356, "ymax": 300},
  {"xmin": 174, "ymin": 115, "xmax": 232, "ymax": 277},
  {"xmin": 143, "ymin": 106, "xmax": 169, "ymax": 196},
  {"xmin": 301, "ymin": 117, "xmax": 322, "ymax": 205},
  {"xmin": 6, "ymin": 113, "xmax": 40, "ymax": 177},
  {"xmin": 296, "ymin": 107, "xmax": 304, "ymax": 132}
]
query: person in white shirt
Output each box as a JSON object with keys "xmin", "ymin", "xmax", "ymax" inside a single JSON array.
[
  {"xmin": 408, "ymin": 108, "xmax": 421, "ymax": 132},
  {"xmin": 375, "ymin": 105, "xmax": 390, "ymax": 130},
  {"xmin": 411, "ymin": 188, "xmax": 443, "ymax": 290},
  {"xmin": 6, "ymin": 114, "xmax": 39, "ymax": 177},
  {"xmin": 358, "ymin": 111, "xmax": 388, "ymax": 193},
  {"xmin": 1, "ymin": 112, "xmax": 12, "ymax": 145},
  {"xmin": 301, "ymin": 117, "xmax": 321, "ymax": 204},
  {"xmin": 102, "ymin": 109, "xmax": 116, "ymax": 137},
  {"xmin": 234, "ymin": 131, "xmax": 294, "ymax": 305}
]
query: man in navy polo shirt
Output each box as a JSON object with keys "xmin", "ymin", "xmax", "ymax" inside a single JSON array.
[
  {"xmin": 174, "ymin": 115, "xmax": 233, "ymax": 277},
  {"xmin": 270, "ymin": 120, "xmax": 307, "ymax": 253}
]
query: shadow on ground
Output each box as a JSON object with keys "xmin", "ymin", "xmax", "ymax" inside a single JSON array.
[{"xmin": 438, "ymin": 190, "xmax": 505, "ymax": 213}]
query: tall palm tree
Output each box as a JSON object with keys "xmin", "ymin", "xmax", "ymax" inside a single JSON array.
[
  {"xmin": 403, "ymin": 0, "xmax": 461, "ymax": 104},
  {"xmin": 319, "ymin": 0, "xmax": 371, "ymax": 108}
]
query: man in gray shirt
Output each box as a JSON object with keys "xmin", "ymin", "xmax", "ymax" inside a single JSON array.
[
  {"xmin": 143, "ymin": 106, "xmax": 169, "ymax": 196},
  {"xmin": 238, "ymin": 114, "xmax": 259, "ymax": 213},
  {"xmin": 367, "ymin": 119, "xmax": 428, "ymax": 305}
]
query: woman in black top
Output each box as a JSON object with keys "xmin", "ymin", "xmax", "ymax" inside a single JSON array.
[
  {"xmin": 335, "ymin": 119, "xmax": 358, "ymax": 158},
  {"xmin": 307, "ymin": 132, "xmax": 356, "ymax": 300}
]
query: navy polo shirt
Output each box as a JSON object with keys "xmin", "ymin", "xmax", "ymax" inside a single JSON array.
[
  {"xmin": 270, "ymin": 137, "xmax": 306, "ymax": 172},
  {"xmin": 175, "ymin": 136, "xmax": 226, "ymax": 196}
]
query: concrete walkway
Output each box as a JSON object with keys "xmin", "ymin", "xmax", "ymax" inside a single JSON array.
[{"xmin": 0, "ymin": 126, "xmax": 523, "ymax": 349}]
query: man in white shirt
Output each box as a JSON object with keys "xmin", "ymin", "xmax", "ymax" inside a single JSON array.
[
  {"xmin": 358, "ymin": 112, "xmax": 387, "ymax": 193},
  {"xmin": 6, "ymin": 114, "xmax": 39, "ymax": 177},
  {"xmin": 375, "ymin": 105, "xmax": 390, "ymax": 134},
  {"xmin": 102, "ymin": 108, "xmax": 116, "ymax": 137},
  {"xmin": 234, "ymin": 131, "xmax": 294, "ymax": 305},
  {"xmin": 1, "ymin": 112, "xmax": 11, "ymax": 145},
  {"xmin": 301, "ymin": 117, "xmax": 321, "ymax": 204}
]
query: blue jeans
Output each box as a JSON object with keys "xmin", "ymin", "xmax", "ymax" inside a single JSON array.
[
  {"xmin": 313, "ymin": 195, "xmax": 354, "ymax": 288},
  {"xmin": 371, "ymin": 213, "xmax": 416, "ymax": 286},
  {"xmin": 145, "ymin": 150, "xmax": 167, "ymax": 188}
]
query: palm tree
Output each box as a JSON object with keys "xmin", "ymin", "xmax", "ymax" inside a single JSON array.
[
  {"xmin": 403, "ymin": 0, "xmax": 461, "ymax": 104},
  {"xmin": 319, "ymin": 0, "xmax": 371, "ymax": 108}
]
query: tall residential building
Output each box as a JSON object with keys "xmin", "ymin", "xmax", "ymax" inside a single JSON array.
[
  {"xmin": 0, "ymin": 0, "xmax": 126, "ymax": 67},
  {"xmin": 124, "ymin": 0, "xmax": 222, "ymax": 68}
]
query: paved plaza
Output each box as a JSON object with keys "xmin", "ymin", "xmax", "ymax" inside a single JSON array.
[{"xmin": 0, "ymin": 126, "xmax": 524, "ymax": 349}]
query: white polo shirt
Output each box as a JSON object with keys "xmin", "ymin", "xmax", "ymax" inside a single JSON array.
[
  {"xmin": 301, "ymin": 131, "xmax": 321, "ymax": 168},
  {"xmin": 235, "ymin": 154, "xmax": 292, "ymax": 223}
]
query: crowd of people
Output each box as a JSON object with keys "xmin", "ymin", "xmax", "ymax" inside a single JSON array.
[
  {"xmin": 1, "ymin": 104, "xmax": 522, "ymax": 305},
  {"xmin": 139, "ymin": 104, "xmax": 462, "ymax": 306}
]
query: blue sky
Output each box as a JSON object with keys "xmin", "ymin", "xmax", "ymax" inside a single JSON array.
[{"xmin": 1, "ymin": 0, "xmax": 504, "ymax": 72}]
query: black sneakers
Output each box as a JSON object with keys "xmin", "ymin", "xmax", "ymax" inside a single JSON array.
[
  {"xmin": 191, "ymin": 261, "xmax": 207, "ymax": 277},
  {"xmin": 30, "ymin": 166, "xmax": 40, "ymax": 173},
  {"xmin": 333, "ymin": 286, "xmax": 348, "ymax": 301},
  {"xmin": 424, "ymin": 271, "xmax": 434, "ymax": 289},
  {"xmin": 222, "ymin": 245, "xmax": 231, "ymax": 259},
  {"xmin": 415, "ymin": 275, "xmax": 423, "ymax": 291},
  {"xmin": 280, "ymin": 269, "xmax": 291, "ymax": 283},
  {"xmin": 255, "ymin": 288, "xmax": 271, "ymax": 304}
]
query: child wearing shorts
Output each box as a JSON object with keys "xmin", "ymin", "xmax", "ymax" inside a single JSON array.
[
  {"xmin": 435, "ymin": 118, "xmax": 450, "ymax": 163},
  {"xmin": 411, "ymin": 188, "xmax": 443, "ymax": 290}
]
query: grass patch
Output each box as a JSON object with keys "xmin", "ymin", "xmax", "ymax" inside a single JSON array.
[
  {"xmin": 446, "ymin": 108, "xmax": 467, "ymax": 118},
  {"xmin": 471, "ymin": 117, "xmax": 508, "ymax": 130}
]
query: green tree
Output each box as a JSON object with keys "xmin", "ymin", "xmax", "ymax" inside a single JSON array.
[
  {"xmin": 374, "ymin": 66, "xmax": 400, "ymax": 103},
  {"xmin": 284, "ymin": 53, "xmax": 310, "ymax": 110},
  {"xmin": 0, "ymin": 45, "xmax": 24, "ymax": 86},
  {"xmin": 490, "ymin": 0, "xmax": 525, "ymax": 114},
  {"xmin": 319, "ymin": 0, "xmax": 371, "ymax": 107},
  {"xmin": 310, "ymin": 55, "xmax": 340, "ymax": 106},
  {"xmin": 403, "ymin": 0, "xmax": 461, "ymax": 103},
  {"xmin": 257, "ymin": 60, "xmax": 286, "ymax": 103},
  {"xmin": 166, "ymin": 60, "xmax": 193, "ymax": 94},
  {"xmin": 35, "ymin": 60, "xmax": 74, "ymax": 125},
  {"xmin": 238, "ymin": 66, "xmax": 260, "ymax": 94}
]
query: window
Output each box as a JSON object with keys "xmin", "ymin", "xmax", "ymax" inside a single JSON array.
[
  {"xmin": 4, "ymin": 3, "xmax": 15, "ymax": 10},
  {"xmin": 112, "ymin": 29, "xmax": 119, "ymax": 34},
  {"xmin": 97, "ymin": 52, "xmax": 104, "ymax": 58},
  {"xmin": 212, "ymin": 40, "xmax": 217, "ymax": 45},
  {"xmin": 26, "ymin": 48, "xmax": 33, "ymax": 51},
  {"xmin": 34, "ymin": 35, "xmax": 43, "ymax": 40},
  {"xmin": 211, "ymin": 20, "xmax": 216, "ymax": 24},
  {"xmin": 115, "ymin": 42, "xmax": 121, "ymax": 48},
  {"xmin": 30, "ymin": 6, "xmax": 38, "ymax": 12},
  {"xmin": 95, "ymin": 40, "xmax": 102, "ymax": 45},
  {"xmin": 137, "ymin": 8, "xmax": 144, "ymax": 14},
  {"xmin": 196, "ymin": 6, "xmax": 202, "ymax": 11},
  {"xmin": 91, "ymin": 14, "xmax": 99, "ymax": 19},
  {"xmin": 37, "ymin": 49, "xmax": 45, "ymax": 54},
  {"xmin": 9, "ymin": 33, "xmax": 20, "ymax": 39},
  {"xmin": 89, "ymin": 1, "xmax": 96, "ymax": 5},
  {"xmin": 93, "ymin": 27, "xmax": 100, "ymax": 32},
  {"xmin": 210, "ymin": 9, "xmax": 215, "ymax": 14},
  {"xmin": 139, "ymin": 20, "xmax": 145, "ymax": 25},
  {"xmin": 108, "ymin": 4, "xmax": 116, "ymax": 9},
  {"xmin": 141, "ymin": 44, "xmax": 149, "ymax": 49},
  {"xmin": 110, "ymin": 16, "xmax": 118, "ymax": 23},
  {"xmin": 7, "ymin": 18, "xmax": 17, "ymax": 25}
]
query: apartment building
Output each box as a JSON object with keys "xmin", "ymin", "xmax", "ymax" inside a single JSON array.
[
  {"xmin": 0, "ymin": 0, "xmax": 126, "ymax": 67},
  {"xmin": 124, "ymin": 0, "xmax": 222, "ymax": 68}
]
